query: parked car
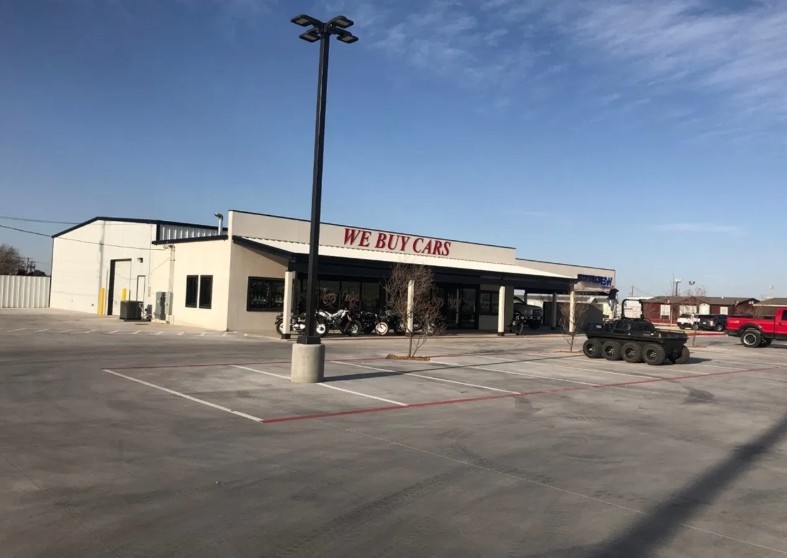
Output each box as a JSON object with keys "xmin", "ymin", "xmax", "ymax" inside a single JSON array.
[
  {"xmin": 676, "ymin": 313, "xmax": 699, "ymax": 329},
  {"xmin": 696, "ymin": 314, "xmax": 727, "ymax": 331},
  {"xmin": 513, "ymin": 297, "xmax": 543, "ymax": 328},
  {"xmin": 725, "ymin": 307, "xmax": 787, "ymax": 347}
]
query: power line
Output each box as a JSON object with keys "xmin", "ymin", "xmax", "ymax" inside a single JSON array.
[
  {"xmin": 0, "ymin": 216, "xmax": 79, "ymax": 225},
  {"xmin": 0, "ymin": 223, "xmax": 50, "ymax": 237},
  {"xmin": 0, "ymin": 223, "xmax": 153, "ymax": 250}
]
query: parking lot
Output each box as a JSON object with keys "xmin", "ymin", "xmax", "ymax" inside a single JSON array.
[{"xmin": 1, "ymin": 310, "xmax": 785, "ymax": 557}]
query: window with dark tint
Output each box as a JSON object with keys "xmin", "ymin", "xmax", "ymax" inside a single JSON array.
[
  {"xmin": 479, "ymin": 291, "xmax": 499, "ymax": 315},
  {"xmin": 247, "ymin": 277, "xmax": 285, "ymax": 311},
  {"xmin": 199, "ymin": 276, "xmax": 213, "ymax": 309},
  {"xmin": 185, "ymin": 275, "xmax": 198, "ymax": 308}
]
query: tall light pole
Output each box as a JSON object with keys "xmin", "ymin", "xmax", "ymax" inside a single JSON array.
[{"xmin": 289, "ymin": 14, "xmax": 358, "ymax": 383}]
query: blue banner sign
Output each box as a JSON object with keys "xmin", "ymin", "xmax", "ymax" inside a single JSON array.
[{"xmin": 577, "ymin": 274, "xmax": 613, "ymax": 287}]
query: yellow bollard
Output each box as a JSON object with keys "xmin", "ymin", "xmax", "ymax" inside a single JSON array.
[
  {"xmin": 98, "ymin": 288, "xmax": 105, "ymax": 316},
  {"xmin": 121, "ymin": 288, "xmax": 127, "ymax": 302}
]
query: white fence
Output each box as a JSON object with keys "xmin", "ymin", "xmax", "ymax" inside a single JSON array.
[{"xmin": 0, "ymin": 275, "xmax": 50, "ymax": 308}]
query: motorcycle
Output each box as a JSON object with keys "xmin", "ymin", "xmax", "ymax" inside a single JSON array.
[
  {"xmin": 375, "ymin": 308, "xmax": 405, "ymax": 335},
  {"xmin": 509, "ymin": 310, "xmax": 540, "ymax": 335},
  {"xmin": 353, "ymin": 310, "xmax": 380, "ymax": 334},
  {"xmin": 316, "ymin": 308, "xmax": 361, "ymax": 336},
  {"xmin": 274, "ymin": 312, "xmax": 328, "ymax": 336}
]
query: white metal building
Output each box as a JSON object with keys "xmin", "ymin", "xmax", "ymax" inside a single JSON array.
[{"xmin": 50, "ymin": 211, "xmax": 616, "ymax": 333}]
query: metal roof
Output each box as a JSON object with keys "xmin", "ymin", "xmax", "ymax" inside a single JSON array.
[
  {"xmin": 643, "ymin": 296, "xmax": 758, "ymax": 305},
  {"xmin": 239, "ymin": 237, "xmax": 573, "ymax": 279}
]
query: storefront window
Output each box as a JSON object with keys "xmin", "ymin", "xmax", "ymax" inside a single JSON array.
[
  {"xmin": 361, "ymin": 282, "xmax": 381, "ymax": 311},
  {"xmin": 247, "ymin": 277, "xmax": 285, "ymax": 311},
  {"xmin": 319, "ymin": 280, "xmax": 341, "ymax": 310},
  {"xmin": 342, "ymin": 281, "xmax": 361, "ymax": 310}
]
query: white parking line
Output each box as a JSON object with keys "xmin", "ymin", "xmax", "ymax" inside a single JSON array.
[
  {"xmin": 109, "ymin": 330, "xmax": 119, "ymax": 334},
  {"xmin": 155, "ymin": 331, "xmax": 163, "ymax": 336},
  {"xmin": 85, "ymin": 330, "xmax": 95, "ymax": 334},
  {"xmin": 319, "ymin": 383, "xmax": 407, "ymax": 406},
  {"xmin": 232, "ymin": 364, "xmax": 289, "ymax": 380},
  {"xmin": 34, "ymin": 329, "xmax": 49, "ymax": 333},
  {"xmin": 431, "ymin": 360, "xmax": 600, "ymax": 386},
  {"xmin": 332, "ymin": 361, "xmax": 519, "ymax": 394},
  {"xmin": 132, "ymin": 331, "xmax": 141, "ymax": 335},
  {"xmin": 100, "ymin": 369, "xmax": 263, "ymax": 423},
  {"xmin": 9, "ymin": 328, "xmax": 28, "ymax": 332},
  {"xmin": 235, "ymin": 364, "xmax": 407, "ymax": 406}
]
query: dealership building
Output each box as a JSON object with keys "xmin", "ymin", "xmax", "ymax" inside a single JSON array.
[{"xmin": 50, "ymin": 210, "xmax": 616, "ymax": 334}]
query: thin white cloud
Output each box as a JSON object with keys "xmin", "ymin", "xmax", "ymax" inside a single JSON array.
[
  {"xmin": 315, "ymin": 0, "xmax": 787, "ymax": 135},
  {"xmin": 653, "ymin": 223, "xmax": 747, "ymax": 236}
]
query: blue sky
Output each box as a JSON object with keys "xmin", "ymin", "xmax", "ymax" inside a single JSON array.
[{"xmin": 1, "ymin": 0, "xmax": 785, "ymax": 299}]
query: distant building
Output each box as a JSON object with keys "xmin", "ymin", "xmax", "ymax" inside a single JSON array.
[
  {"xmin": 755, "ymin": 297, "xmax": 787, "ymax": 307},
  {"xmin": 641, "ymin": 296, "xmax": 758, "ymax": 324}
]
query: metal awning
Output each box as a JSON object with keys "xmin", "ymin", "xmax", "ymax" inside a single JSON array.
[{"xmin": 237, "ymin": 237, "xmax": 574, "ymax": 280}]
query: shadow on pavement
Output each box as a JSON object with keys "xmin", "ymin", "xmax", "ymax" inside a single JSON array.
[{"xmin": 587, "ymin": 412, "xmax": 787, "ymax": 558}]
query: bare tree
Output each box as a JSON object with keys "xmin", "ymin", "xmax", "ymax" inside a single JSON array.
[
  {"xmin": 0, "ymin": 244, "xmax": 25, "ymax": 275},
  {"xmin": 559, "ymin": 298, "xmax": 591, "ymax": 352},
  {"xmin": 683, "ymin": 286, "xmax": 706, "ymax": 347},
  {"xmin": 385, "ymin": 263, "xmax": 443, "ymax": 358}
]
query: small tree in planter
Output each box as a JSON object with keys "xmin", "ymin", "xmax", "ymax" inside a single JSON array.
[
  {"xmin": 559, "ymin": 298, "xmax": 591, "ymax": 352},
  {"xmin": 385, "ymin": 263, "xmax": 443, "ymax": 359}
]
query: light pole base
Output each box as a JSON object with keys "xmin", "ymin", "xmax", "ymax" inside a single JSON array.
[{"xmin": 291, "ymin": 342, "xmax": 325, "ymax": 383}]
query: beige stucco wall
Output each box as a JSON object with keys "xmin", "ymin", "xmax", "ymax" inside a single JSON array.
[
  {"xmin": 226, "ymin": 243, "xmax": 289, "ymax": 333},
  {"xmin": 169, "ymin": 239, "xmax": 231, "ymax": 330}
]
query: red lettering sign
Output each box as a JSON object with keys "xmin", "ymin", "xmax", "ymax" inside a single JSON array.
[{"xmin": 342, "ymin": 228, "xmax": 451, "ymax": 257}]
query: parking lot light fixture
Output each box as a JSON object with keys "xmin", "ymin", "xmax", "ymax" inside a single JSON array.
[{"xmin": 289, "ymin": 14, "xmax": 358, "ymax": 383}]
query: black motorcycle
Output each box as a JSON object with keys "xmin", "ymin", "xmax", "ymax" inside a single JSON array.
[
  {"xmin": 375, "ymin": 308, "xmax": 405, "ymax": 335},
  {"xmin": 509, "ymin": 310, "xmax": 540, "ymax": 335}
]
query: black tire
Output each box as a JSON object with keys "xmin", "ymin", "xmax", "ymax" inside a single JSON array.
[
  {"xmin": 375, "ymin": 321, "xmax": 389, "ymax": 336},
  {"xmin": 602, "ymin": 341, "xmax": 622, "ymax": 361},
  {"xmin": 347, "ymin": 320, "xmax": 362, "ymax": 336},
  {"xmin": 674, "ymin": 346, "xmax": 690, "ymax": 364},
  {"xmin": 275, "ymin": 321, "xmax": 284, "ymax": 335},
  {"xmin": 583, "ymin": 339, "xmax": 602, "ymax": 359},
  {"xmin": 740, "ymin": 330, "xmax": 762, "ymax": 348},
  {"xmin": 715, "ymin": 323, "xmax": 724, "ymax": 332},
  {"xmin": 678, "ymin": 324, "xmax": 686, "ymax": 329},
  {"xmin": 760, "ymin": 337, "xmax": 772, "ymax": 347},
  {"xmin": 315, "ymin": 322, "xmax": 328, "ymax": 337},
  {"xmin": 643, "ymin": 343, "xmax": 666, "ymax": 366},
  {"xmin": 621, "ymin": 342, "xmax": 643, "ymax": 363},
  {"xmin": 516, "ymin": 322, "xmax": 525, "ymax": 336}
]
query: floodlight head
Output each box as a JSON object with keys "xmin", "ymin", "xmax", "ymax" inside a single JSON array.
[
  {"xmin": 336, "ymin": 31, "xmax": 359, "ymax": 44},
  {"xmin": 329, "ymin": 15, "xmax": 354, "ymax": 29},
  {"xmin": 299, "ymin": 29, "xmax": 321, "ymax": 43},
  {"xmin": 291, "ymin": 14, "xmax": 321, "ymax": 27}
]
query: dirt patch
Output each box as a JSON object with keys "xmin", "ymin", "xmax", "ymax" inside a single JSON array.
[{"xmin": 386, "ymin": 354, "xmax": 431, "ymax": 361}]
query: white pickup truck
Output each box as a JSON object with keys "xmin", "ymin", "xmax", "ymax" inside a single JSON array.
[{"xmin": 677, "ymin": 313, "xmax": 700, "ymax": 329}]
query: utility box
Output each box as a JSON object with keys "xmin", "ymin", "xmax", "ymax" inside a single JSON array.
[
  {"xmin": 119, "ymin": 300, "xmax": 142, "ymax": 321},
  {"xmin": 154, "ymin": 292, "xmax": 171, "ymax": 320}
]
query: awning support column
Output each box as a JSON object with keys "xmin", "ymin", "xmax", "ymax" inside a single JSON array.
[
  {"xmin": 282, "ymin": 270, "xmax": 296, "ymax": 339},
  {"xmin": 551, "ymin": 293, "xmax": 558, "ymax": 330},
  {"xmin": 406, "ymin": 279, "xmax": 415, "ymax": 333},
  {"xmin": 497, "ymin": 285, "xmax": 507, "ymax": 336},
  {"xmin": 569, "ymin": 289, "xmax": 576, "ymax": 333}
]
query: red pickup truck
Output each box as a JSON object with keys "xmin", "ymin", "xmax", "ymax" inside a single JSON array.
[{"xmin": 726, "ymin": 307, "xmax": 787, "ymax": 347}]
